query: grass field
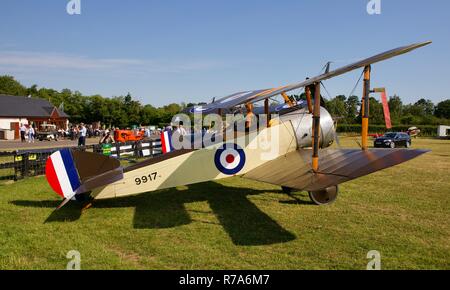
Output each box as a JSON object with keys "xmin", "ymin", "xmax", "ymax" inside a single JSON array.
[{"xmin": 0, "ymin": 137, "xmax": 449, "ymax": 270}]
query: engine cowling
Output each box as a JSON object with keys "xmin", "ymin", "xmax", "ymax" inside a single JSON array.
[{"xmin": 280, "ymin": 107, "xmax": 336, "ymax": 149}]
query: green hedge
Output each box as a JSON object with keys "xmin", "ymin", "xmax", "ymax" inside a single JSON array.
[{"xmin": 336, "ymin": 124, "xmax": 438, "ymax": 137}]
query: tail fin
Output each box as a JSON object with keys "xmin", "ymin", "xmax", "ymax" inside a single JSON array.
[{"xmin": 45, "ymin": 149, "xmax": 123, "ymax": 209}]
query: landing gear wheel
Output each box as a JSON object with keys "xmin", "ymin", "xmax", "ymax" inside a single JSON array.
[{"xmin": 308, "ymin": 185, "xmax": 339, "ymax": 205}]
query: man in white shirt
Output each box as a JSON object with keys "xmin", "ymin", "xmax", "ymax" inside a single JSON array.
[
  {"xmin": 20, "ymin": 124, "xmax": 27, "ymax": 142},
  {"xmin": 78, "ymin": 124, "xmax": 87, "ymax": 146},
  {"xmin": 176, "ymin": 123, "xmax": 187, "ymax": 136}
]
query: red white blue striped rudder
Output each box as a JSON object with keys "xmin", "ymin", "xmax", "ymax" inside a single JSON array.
[
  {"xmin": 45, "ymin": 149, "xmax": 81, "ymax": 199},
  {"xmin": 161, "ymin": 130, "xmax": 174, "ymax": 154}
]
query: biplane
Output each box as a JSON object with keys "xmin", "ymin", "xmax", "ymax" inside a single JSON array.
[{"xmin": 45, "ymin": 41, "xmax": 431, "ymax": 209}]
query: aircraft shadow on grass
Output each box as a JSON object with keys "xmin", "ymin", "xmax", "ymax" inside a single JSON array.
[{"xmin": 11, "ymin": 181, "xmax": 301, "ymax": 246}]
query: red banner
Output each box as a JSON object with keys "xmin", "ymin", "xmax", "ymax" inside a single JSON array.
[{"xmin": 380, "ymin": 91, "xmax": 392, "ymax": 129}]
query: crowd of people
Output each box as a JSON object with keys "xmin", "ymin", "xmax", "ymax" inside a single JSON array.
[
  {"xmin": 17, "ymin": 121, "xmax": 196, "ymax": 146},
  {"xmin": 19, "ymin": 124, "xmax": 35, "ymax": 143}
]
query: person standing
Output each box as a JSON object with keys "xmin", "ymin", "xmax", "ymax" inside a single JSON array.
[
  {"xmin": 78, "ymin": 124, "xmax": 87, "ymax": 147},
  {"xmin": 176, "ymin": 122, "xmax": 187, "ymax": 136},
  {"xmin": 20, "ymin": 124, "xmax": 26, "ymax": 142},
  {"xmin": 99, "ymin": 129, "xmax": 115, "ymax": 144},
  {"xmin": 144, "ymin": 127, "xmax": 151, "ymax": 138},
  {"xmin": 28, "ymin": 126, "xmax": 35, "ymax": 143}
]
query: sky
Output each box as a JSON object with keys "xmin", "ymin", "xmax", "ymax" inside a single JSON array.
[{"xmin": 0, "ymin": 0, "xmax": 449, "ymax": 107}]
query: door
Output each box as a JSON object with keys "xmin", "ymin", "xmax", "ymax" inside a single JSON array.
[
  {"xmin": 400, "ymin": 134, "xmax": 407, "ymax": 146},
  {"xmin": 10, "ymin": 122, "xmax": 19, "ymax": 140}
]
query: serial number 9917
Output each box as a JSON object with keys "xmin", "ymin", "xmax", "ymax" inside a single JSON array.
[{"xmin": 135, "ymin": 172, "xmax": 158, "ymax": 185}]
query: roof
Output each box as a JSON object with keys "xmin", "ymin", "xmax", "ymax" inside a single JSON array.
[{"xmin": 0, "ymin": 95, "xmax": 69, "ymax": 118}]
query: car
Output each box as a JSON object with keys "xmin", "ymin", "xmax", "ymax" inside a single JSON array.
[
  {"xmin": 36, "ymin": 124, "xmax": 58, "ymax": 142},
  {"xmin": 374, "ymin": 132, "xmax": 411, "ymax": 148}
]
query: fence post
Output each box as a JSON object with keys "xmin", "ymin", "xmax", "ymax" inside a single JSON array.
[
  {"xmin": 23, "ymin": 153, "xmax": 29, "ymax": 178},
  {"xmin": 135, "ymin": 141, "xmax": 142, "ymax": 158},
  {"xmin": 13, "ymin": 151, "xmax": 18, "ymax": 181},
  {"xmin": 116, "ymin": 143, "xmax": 121, "ymax": 159}
]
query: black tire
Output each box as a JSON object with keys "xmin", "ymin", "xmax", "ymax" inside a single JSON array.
[{"xmin": 308, "ymin": 185, "xmax": 339, "ymax": 205}]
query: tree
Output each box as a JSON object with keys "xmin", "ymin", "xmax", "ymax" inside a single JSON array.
[
  {"xmin": 435, "ymin": 100, "xmax": 450, "ymax": 119},
  {"xmin": 0, "ymin": 75, "xmax": 28, "ymax": 96},
  {"xmin": 368, "ymin": 97, "xmax": 385, "ymax": 125},
  {"xmin": 404, "ymin": 98, "xmax": 434, "ymax": 117},
  {"xmin": 85, "ymin": 95, "xmax": 109, "ymax": 124},
  {"xmin": 345, "ymin": 95, "xmax": 360, "ymax": 123},
  {"xmin": 27, "ymin": 84, "xmax": 39, "ymax": 97},
  {"xmin": 388, "ymin": 95, "xmax": 403, "ymax": 124},
  {"xmin": 1, "ymin": 74, "xmax": 448, "ymax": 129},
  {"xmin": 325, "ymin": 95, "xmax": 347, "ymax": 119},
  {"xmin": 141, "ymin": 104, "xmax": 160, "ymax": 125},
  {"xmin": 415, "ymin": 98, "xmax": 435, "ymax": 115},
  {"xmin": 160, "ymin": 103, "xmax": 182, "ymax": 123},
  {"xmin": 120, "ymin": 93, "xmax": 141, "ymax": 126}
]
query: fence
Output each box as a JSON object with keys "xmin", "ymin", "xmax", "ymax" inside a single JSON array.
[
  {"xmin": 336, "ymin": 124, "xmax": 440, "ymax": 137},
  {"xmin": 0, "ymin": 139, "xmax": 162, "ymax": 182}
]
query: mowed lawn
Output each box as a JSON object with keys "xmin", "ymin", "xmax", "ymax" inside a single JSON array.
[{"xmin": 0, "ymin": 137, "xmax": 449, "ymax": 270}]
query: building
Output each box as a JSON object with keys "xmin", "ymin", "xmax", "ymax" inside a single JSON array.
[
  {"xmin": 438, "ymin": 125, "xmax": 450, "ymax": 139},
  {"xmin": 0, "ymin": 95, "xmax": 69, "ymax": 140}
]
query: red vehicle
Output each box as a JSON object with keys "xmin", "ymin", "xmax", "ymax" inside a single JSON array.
[{"xmin": 114, "ymin": 129, "xmax": 145, "ymax": 143}]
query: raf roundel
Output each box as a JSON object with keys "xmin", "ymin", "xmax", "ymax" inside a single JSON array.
[{"xmin": 214, "ymin": 144, "xmax": 246, "ymax": 175}]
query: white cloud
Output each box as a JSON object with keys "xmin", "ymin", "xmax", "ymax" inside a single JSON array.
[{"xmin": 0, "ymin": 51, "xmax": 228, "ymax": 74}]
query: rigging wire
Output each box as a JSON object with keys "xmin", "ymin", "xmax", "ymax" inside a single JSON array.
[
  {"xmin": 320, "ymin": 69, "xmax": 364, "ymax": 149},
  {"xmin": 348, "ymin": 70, "xmax": 364, "ymax": 98},
  {"xmin": 320, "ymin": 81, "xmax": 342, "ymax": 148},
  {"xmin": 282, "ymin": 87, "xmax": 310, "ymax": 155}
]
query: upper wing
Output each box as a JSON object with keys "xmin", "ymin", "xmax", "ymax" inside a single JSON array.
[
  {"xmin": 243, "ymin": 148, "xmax": 428, "ymax": 191},
  {"xmin": 184, "ymin": 89, "xmax": 270, "ymax": 114},
  {"xmin": 185, "ymin": 41, "xmax": 431, "ymax": 113}
]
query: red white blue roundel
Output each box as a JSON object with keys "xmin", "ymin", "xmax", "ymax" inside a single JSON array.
[{"xmin": 214, "ymin": 144, "xmax": 246, "ymax": 175}]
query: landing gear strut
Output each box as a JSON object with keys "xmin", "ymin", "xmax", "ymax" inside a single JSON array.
[{"xmin": 281, "ymin": 185, "xmax": 339, "ymax": 205}]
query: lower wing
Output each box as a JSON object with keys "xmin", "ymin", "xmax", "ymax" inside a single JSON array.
[{"xmin": 243, "ymin": 148, "xmax": 428, "ymax": 191}]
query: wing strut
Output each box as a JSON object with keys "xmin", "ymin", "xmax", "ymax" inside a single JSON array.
[
  {"xmin": 245, "ymin": 103, "xmax": 254, "ymax": 129},
  {"xmin": 361, "ymin": 65, "xmax": 371, "ymax": 150},
  {"xmin": 281, "ymin": 92, "xmax": 295, "ymax": 107},
  {"xmin": 264, "ymin": 98, "xmax": 270, "ymax": 127},
  {"xmin": 312, "ymin": 82, "xmax": 321, "ymax": 171},
  {"xmin": 305, "ymin": 83, "xmax": 314, "ymax": 114}
]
